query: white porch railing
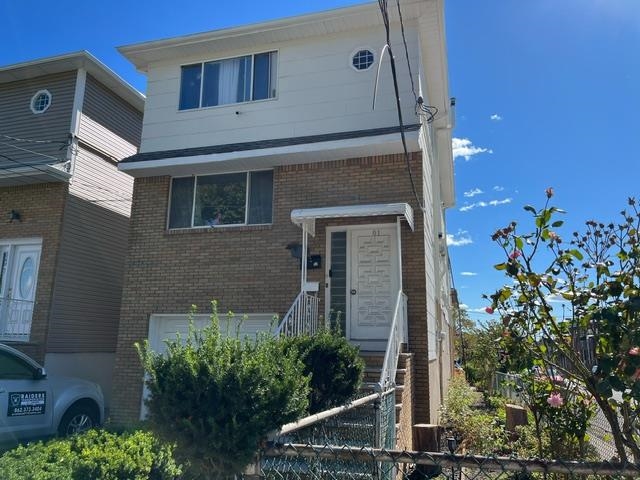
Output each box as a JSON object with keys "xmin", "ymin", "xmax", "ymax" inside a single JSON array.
[
  {"xmin": 0, "ymin": 298, "xmax": 34, "ymax": 341},
  {"xmin": 274, "ymin": 291, "xmax": 320, "ymax": 337},
  {"xmin": 379, "ymin": 291, "xmax": 408, "ymax": 389}
]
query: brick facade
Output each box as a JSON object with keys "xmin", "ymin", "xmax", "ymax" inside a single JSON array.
[
  {"xmin": 0, "ymin": 182, "xmax": 68, "ymax": 362},
  {"xmin": 111, "ymin": 152, "xmax": 435, "ymax": 424}
]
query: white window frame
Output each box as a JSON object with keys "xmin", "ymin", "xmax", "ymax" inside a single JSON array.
[
  {"xmin": 350, "ymin": 47, "xmax": 376, "ymax": 72},
  {"xmin": 30, "ymin": 89, "xmax": 52, "ymax": 114},
  {"xmin": 166, "ymin": 169, "xmax": 274, "ymax": 230},
  {"xmin": 178, "ymin": 50, "xmax": 279, "ymax": 111}
]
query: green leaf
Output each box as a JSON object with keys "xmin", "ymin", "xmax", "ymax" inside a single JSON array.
[
  {"xmin": 494, "ymin": 263, "xmax": 507, "ymax": 271},
  {"xmin": 568, "ymin": 249, "xmax": 584, "ymax": 261},
  {"xmin": 524, "ymin": 205, "xmax": 536, "ymax": 214},
  {"xmin": 515, "ymin": 237, "xmax": 524, "ymax": 250},
  {"xmin": 551, "ymin": 220, "xmax": 564, "ymax": 228}
]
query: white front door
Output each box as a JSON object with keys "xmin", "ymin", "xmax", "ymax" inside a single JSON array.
[
  {"xmin": 339, "ymin": 225, "xmax": 398, "ymax": 350},
  {"xmin": 0, "ymin": 242, "xmax": 41, "ymax": 340}
]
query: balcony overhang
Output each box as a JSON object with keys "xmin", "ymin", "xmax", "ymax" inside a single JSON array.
[
  {"xmin": 118, "ymin": 126, "xmax": 420, "ymax": 178},
  {"xmin": 0, "ymin": 164, "xmax": 71, "ymax": 187},
  {"xmin": 291, "ymin": 202, "xmax": 414, "ymax": 236}
]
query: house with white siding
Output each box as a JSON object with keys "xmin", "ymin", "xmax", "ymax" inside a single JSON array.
[
  {"xmin": 0, "ymin": 51, "xmax": 144, "ymax": 408},
  {"xmin": 111, "ymin": 0, "xmax": 455, "ymax": 438}
]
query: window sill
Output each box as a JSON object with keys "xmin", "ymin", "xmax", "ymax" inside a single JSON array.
[
  {"xmin": 177, "ymin": 96, "xmax": 277, "ymax": 113},
  {"xmin": 165, "ymin": 224, "xmax": 273, "ymax": 236}
]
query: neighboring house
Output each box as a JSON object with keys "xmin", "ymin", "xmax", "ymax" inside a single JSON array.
[
  {"xmin": 0, "ymin": 52, "xmax": 143, "ymax": 408},
  {"xmin": 111, "ymin": 0, "xmax": 455, "ymax": 429}
]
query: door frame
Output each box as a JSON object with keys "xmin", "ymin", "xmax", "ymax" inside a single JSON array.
[
  {"xmin": 0, "ymin": 237, "xmax": 42, "ymax": 341},
  {"xmin": 325, "ymin": 222, "xmax": 401, "ymax": 344}
]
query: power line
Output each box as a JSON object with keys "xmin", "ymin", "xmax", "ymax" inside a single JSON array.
[
  {"xmin": 377, "ymin": 0, "xmax": 424, "ymax": 212},
  {"xmin": 0, "ymin": 133, "xmax": 68, "ymax": 145},
  {"xmin": 395, "ymin": 0, "xmax": 417, "ymax": 103},
  {"xmin": 0, "ymin": 140, "xmax": 62, "ymax": 162}
]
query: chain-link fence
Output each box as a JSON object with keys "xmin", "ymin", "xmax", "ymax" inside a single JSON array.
[
  {"xmin": 261, "ymin": 388, "xmax": 397, "ymax": 480},
  {"xmin": 260, "ymin": 444, "xmax": 640, "ymax": 479},
  {"xmin": 253, "ymin": 380, "xmax": 640, "ymax": 479}
]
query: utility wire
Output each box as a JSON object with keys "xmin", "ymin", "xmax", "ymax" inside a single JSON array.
[
  {"xmin": 377, "ymin": 0, "xmax": 424, "ymax": 212},
  {"xmin": 0, "ymin": 133, "xmax": 68, "ymax": 145},
  {"xmin": 394, "ymin": 0, "xmax": 439, "ymax": 123},
  {"xmin": 395, "ymin": 0, "xmax": 417, "ymax": 103},
  {"xmin": 448, "ymin": 253, "xmax": 468, "ymax": 379},
  {"xmin": 0, "ymin": 146, "xmax": 131, "ymax": 203},
  {"xmin": 0, "ymin": 140, "xmax": 61, "ymax": 162}
]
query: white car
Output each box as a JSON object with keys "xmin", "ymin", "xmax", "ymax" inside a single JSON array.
[{"xmin": 0, "ymin": 343, "xmax": 104, "ymax": 444}]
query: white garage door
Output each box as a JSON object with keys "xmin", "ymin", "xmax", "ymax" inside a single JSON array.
[{"xmin": 141, "ymin": 312, "xmax": 276, "ymax": 418}]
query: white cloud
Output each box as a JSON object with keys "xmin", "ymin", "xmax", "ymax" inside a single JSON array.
[
  {"xmin": 490, "ymin": 114, "xmax": 502, "ymax": 121},
  {"xmin": 459, "ymin": 303, "xmax": 469, "ymax": 310},
  {"xmin": 446, "ymin": 230, "xmax": 473, "ymax": 247},
  {"xmin": 460, "ymin": 271, "xmax": 478, "ymax": 276},
  {"xmin": 459, "ymin": 198, "xmax": 512, "ymax": 212},
  {"xmin": 463, "ymin": 188, "xmax": 483, "ymax": 198},
  {"xmin": 493, "ymin": 185, "xmax": 504, "ymax": 192},
  {"xmin": 452, "ymin": 137, "xmax": 493, "ymax": 161},
  {"xmin": 467, "ymin": 307, "xmax": 491, "ymax": 314}
]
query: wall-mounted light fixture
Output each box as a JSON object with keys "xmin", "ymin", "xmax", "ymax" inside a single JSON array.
[
  {"xmin": 286, "ymin": 242, "xmax": 302, "ymax": 259},
  {"xmin": 9, "ymin": 210, "xmax": 21, "ymax": 222}
]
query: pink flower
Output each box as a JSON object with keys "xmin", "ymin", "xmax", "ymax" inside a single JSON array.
[
  {"xmin": 509, "ymin": 250, "xmax": 522, "ymax": 260},
  {"xmin": 485, "ymin": 307, "xmax": 494, "ymax": 314},
  {"xmin": 547, "ymin": 392, "xmax": 564, "ymax": 408},
  {"xmin": 629, "ymin": 347, "xmax": 640, "ymax": 356},
  {"xmin": 632, "ymin": 368, "xmax": 640, "ymax": 382},
  {"xmin": 546, "ymin": 187, "xmax": 554, "ymax": 199}
]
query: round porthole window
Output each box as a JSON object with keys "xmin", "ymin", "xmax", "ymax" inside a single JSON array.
[
  {"xmin": 19, "ymin": 257, "xmax": 35, "ymax": 298},
  {"xmin": 351, "ymin": 49, "xmax": 375, "ymax": 71},
  {"xmin": 30, "ymin": 89, "xmax": 52, "ymax": 114}
]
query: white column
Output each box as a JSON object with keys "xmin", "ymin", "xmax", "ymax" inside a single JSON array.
[{"xmin": 300, "ymin": 223, "xmax": 308, "ymax": 292}]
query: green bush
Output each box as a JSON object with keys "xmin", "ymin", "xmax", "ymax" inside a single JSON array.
[
  {"xmin": 282, "ymin": 329, "xmax": 364, "ymax": 413},
  {"xmin": 137, "ymin": 303, "xmax": 309, "ymax": 478},
  {"xmin": 0, "ymin": 429, "xmax": 182, "ymax": 480}
]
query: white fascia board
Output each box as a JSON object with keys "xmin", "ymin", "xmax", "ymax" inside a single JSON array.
[
  {"xmin": 291, "ymin": 203, "xmax": 415, "ymax": 233},
  {"xmin": 0, "ymin": 164, "xmax": 71, "ymax": 187},
  {"xmin": 118, "ymin": 0, "xmax": 425, "ymax": 71},
  {"xmin": 118, "ymin": 131, "xmax": 420, "ymax": 177}
]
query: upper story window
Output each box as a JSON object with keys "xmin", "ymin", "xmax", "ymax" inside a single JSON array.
[
  {"xmin": 351, "ymin": 49, "xmax": 375, "ymax": 71},
  {"xmin": 179, "ymin": 51, "xmax": 278, "ymax": 110},
  {"xmin": 30, "ymin": 89, "xmax": 52, "ymax": 114},
  {"xmin": 168, "ymin": 170, "xmax": 274, "ymax": 229}
]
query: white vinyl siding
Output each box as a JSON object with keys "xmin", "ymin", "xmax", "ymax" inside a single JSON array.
[{"xmin": 139, "ymin": 25, "xmax": 419, "ymax": 153}]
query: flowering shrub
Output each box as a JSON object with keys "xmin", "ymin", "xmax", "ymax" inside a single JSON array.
[{"xmin": 486, "ymin": 191, "xmax": 640, "ymax": 461}]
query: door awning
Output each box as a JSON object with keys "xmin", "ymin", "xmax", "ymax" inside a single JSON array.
[{"xmin": 291, "ymin": 202, "xmax": 414, "ymax": 236}]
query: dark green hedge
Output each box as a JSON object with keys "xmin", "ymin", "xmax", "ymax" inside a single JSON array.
[{"xmin": 282, "ymin": 329, "xmax": 365, "ymax": 413}]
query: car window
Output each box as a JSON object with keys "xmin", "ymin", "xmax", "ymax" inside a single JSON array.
[{"xmin": 0, "ymin": 351, "xmax": 34, "ymax": 379}]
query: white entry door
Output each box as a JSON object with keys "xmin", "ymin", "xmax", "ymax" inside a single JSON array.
[
  {"xmin": 0, "ymin": 242, "xmax": 41, "ymax": 340},
  {"xmin": 348, "ymin": 226, "xmax": 399, "ymax": 348}
]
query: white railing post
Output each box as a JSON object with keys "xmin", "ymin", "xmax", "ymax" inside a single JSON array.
[{"xmin": 379, "ymin": 290, "xmax": 407, "ymax": 389}]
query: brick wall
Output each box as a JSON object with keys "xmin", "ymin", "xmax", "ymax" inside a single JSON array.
[
  {"xmin": 111, "ymin": 153, "xmax": 434, "ymax": 424},
  {"xmin": 397, "ymin": 352, "xmax": 415, "ymax": 451},
  {"xmin": 0, "ymin": 182, "xmax": 68, "ymax": 362}
]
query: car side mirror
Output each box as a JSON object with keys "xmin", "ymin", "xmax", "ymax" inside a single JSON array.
[{"xmin": 34, "ymin": 367, "xmax": 47, "ymax": 380}]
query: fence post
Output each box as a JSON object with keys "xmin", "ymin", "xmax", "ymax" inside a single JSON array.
[{"xmin": 244, "ymin": 452, "xmax": 263, "ymax": 480}]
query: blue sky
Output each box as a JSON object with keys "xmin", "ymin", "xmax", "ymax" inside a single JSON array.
[{"xmin": 2, "ymin": 1, "xmax": 639, "ymax": 323}]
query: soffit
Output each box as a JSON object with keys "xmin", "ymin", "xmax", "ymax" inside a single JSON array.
[{"xmin": 119, "ymin": 0, "xmax": 427, "ymax": 71}]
